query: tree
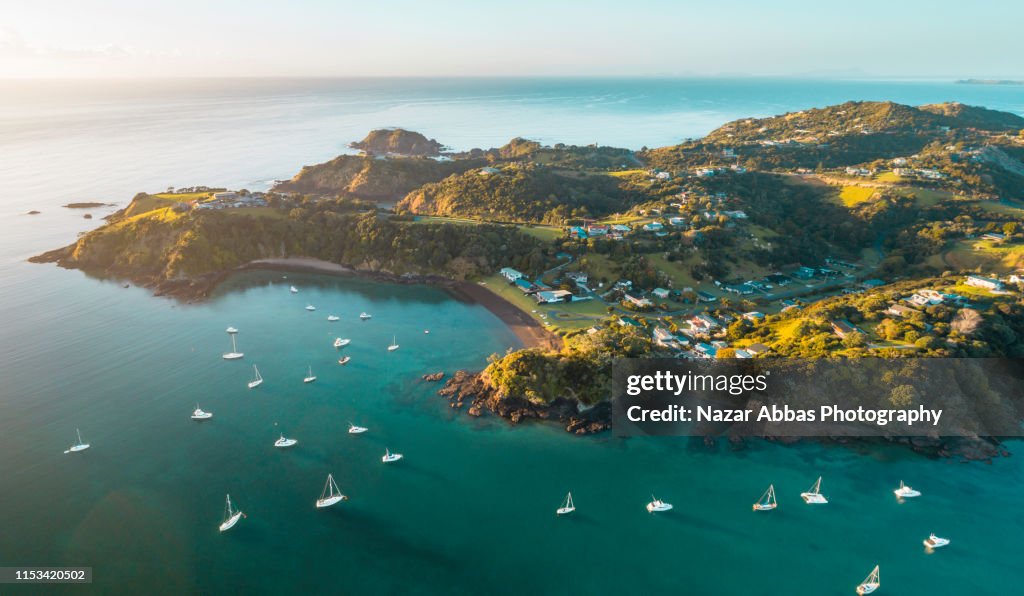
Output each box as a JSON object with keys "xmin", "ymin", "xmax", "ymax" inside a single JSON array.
[{"xmin": 889, "ymin": 384, "xmax": 918, "ymax": 408}]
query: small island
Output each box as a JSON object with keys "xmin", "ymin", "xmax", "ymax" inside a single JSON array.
[{"xmin": 31, "ymin": 100, "xmax": 1024, "ymax": 458}]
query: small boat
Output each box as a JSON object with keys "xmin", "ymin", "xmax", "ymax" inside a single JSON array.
[
  {"xmin": 424, "ymin": 330, "xmax": 430, "ymax": 334},
  {"xmin": 338, "ymin": 356, "xmax": 351, "ymax": 365},
  {"xmin": 387, "ymin": 336, "xmax": 399, "ymax": 351},
  {"xmin": 646, "ymin": 496, "xmax": 673, "ymax": 513},
  {"xmin": 801, "ymin": 476, "xmax": 828, "ymax": 504},
  {"xmin": 226, "ymin": 326, "xmax": 238, "ymax": 334},
  {"xmin": 359, "ymin": 312, "xmax": 371, "ymax": 320},
  {"xmin": 333, "ymin": 338, "xmax": 350, "ymax": 348},
  {"xmin": 382, "ymin": 448, "xmax": 403, "ymax": 463},
  {"xmin": 305, "ymin": 305, "xmax": 316, "ymax": 311},
  {"xmin": 316, "ymin": 473, "xmax": 348, "ymax": 509},
  {"xmin": 923, "ymin": 534, "xmax": 950, "ymax": 549},
  {"xmin": 894, "ymin": 480, "xmax": 921, "ymax": 499},
  {"xmin": 855, "ymin": 565, "xmax": 880, "ymax": 595},
  {"xmin": 348, "ymin": 423, "xmax": 368, "ymax": 434},
  {"xmin": 222, "ymin": 333, "xmax": 244, "ymax": 360},
  {"xmin": 219, "ymin": 494, "xmax": 244, "ymax": 532},
  {"xmin": 64, "ymin": 428, "xmax": 90, "ymax": 454},
  {"xmin": 191, "ymin": 405, "xmax": 213, "ymax": 420},
  {"xmin": 247, "ymin": 365, "xmax": 263, "ymax": 389},
  {"xmin": 290, "ymin": 286, "xmax": 298, "ymax": 293},
  {"xmin": 556, "ymin": 492, "xmax": 576, "ymax": 516},
  {"xmin": 303, "ymin": 365, "xmax": 316, "ymax": 384},
  {"xmin": 753, "ymin": 484, "xmax": 777, "ymax": 511},
  {"xmin": 327, "ymin": 315, "xmax": 340, "ymax": 322},
  {"xmin": 274, "ymin": 434, "xmax": 297, "ymax": 448}
]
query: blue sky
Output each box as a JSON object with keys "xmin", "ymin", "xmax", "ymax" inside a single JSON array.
[{"xmin": 2, "ymin": 0, "xmax": 1021, "ymax": 77}]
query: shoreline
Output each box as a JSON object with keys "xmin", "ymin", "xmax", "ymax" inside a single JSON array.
[{"xmin": 240, "ymin": 258, "xmax": 563, "ymax": 350}]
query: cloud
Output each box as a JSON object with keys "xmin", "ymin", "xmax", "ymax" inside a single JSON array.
[{"xmin": 0, "ymin": 26, "xmax": 180, "ymax": 62}]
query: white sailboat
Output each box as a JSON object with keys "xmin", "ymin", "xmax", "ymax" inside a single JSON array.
[
  {"xmin": 801, "ymin": 476, "xmax": 828, "ymax": 504},
  {"xmin": 556, "ymin": 492, "xmax": 576, "ymax": 515},
  {"xmin": 327, "ymin": 315, "xmax": 340, "ymax": 322},
  {"xmin": 303, "ymin": 365, "xmax": 316, "ymax": 384},
  {"xmin": 382, "ymin": 448, "xmax": 403, "ymax": 463},
  {"xmin": 646, "ymin": 495, "xmax": 673, "ymax": 513},
  {"xmin": 923, "ymin": 534, "xmax": 950, "ymax": 549},
  {"xmin": 226, "ymin": 326, "xmax": 238, "ymax": 334},
  {"xmin": 247, "ymin": 365, "xmax": 263, "ymax": 389},
  {"xmin": 290, "ymin": 286, "xmax": 298, "ymax": 293},
  {"xmin": 274, "ymin": 433, "xmax": 298, "ymax": 448},
  {"xmin": 894, "ymin": 480, "xmax": 921, "ymax": 499},
  {"xmin": 316, "ymin": 473, "xmax": 348, "ymax": 509},
  {"xmin": 387, "ymin": 336, "xmax": 399, "ymax": 351},
  {"xmin": 753, "ymin": 484, "xmax": 777, "ymax": 511},
  {"xmin": 191, "ymin": 404, "xmax": 213, "ymax": 420},
  {"xmin": 359, "ymin": 312, "xmax": 372, "ymax": 320},
  {"xmin": 338, "ymin": 356, "xmax": 351, "ymax": 365},
  {"xmin": 305, "ymin": 304, "xmax": 316, "ymax": 311},
  {"xmin": 855, "ymin": 565, "xmax": 880, "ymax": 595},
  {"xmin": 348, "ymin": 423, "xmax": 368, "ymax": 434},
  {"xmin": 219, "ymin": 494, "xmax": 244, "ymax": 532},
  {"xmin": 64, "ymin": 428, "xmax": 90, "ymax": 454},
  {"xmin": 333, "ymin": 338, "xmax": 350, "ymax": 348},
  {"xmin": 222, "ymin": 333, "xmax": 244, "ymax": 360}
]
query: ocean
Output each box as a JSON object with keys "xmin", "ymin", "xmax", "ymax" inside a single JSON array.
[{"xmin": 1, "ymin": 78, "xmax": 1023, "ymax": 594}]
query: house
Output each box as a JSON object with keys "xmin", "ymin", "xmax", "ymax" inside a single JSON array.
[
  {"xmin": 742, "ymin": 311, "xmax": 765, "ymax": 322},
  {"xmin": 623, "ymin": 293, "xmax": 653, "ymax": 308},
  {"xmin": 845, "ymin": 167, "xmax": 872, "ymax": 177},
  {"xmin": 610, "ymin": 224, "xmax": 631, "ymax": 233},
  {"xmin": 693, "ymin": 343, "xmax": 718, "ymax": 358},
  {"xmin": 965, "ymin": 275, "xmax": 1004, "ymax": 291},
  {"xmin": 212, "ymin": 191, "xmax": 239, "ymax": 201},
  {"xmin": 696, "ymin": 291, "xmax": 717, "ymax": 303},
  {"xmin": 982, "ymin": 232, "xmax": 1006, "ymax": 242},
  {"xmin": 569, "ymin": 226, "xmax": 588, "ymax": 239},
  {"xmin": 793, "ymin": 266, "xmax": 817, "ymax": 280},
  {"xmin": 535, "ymin": 290, "xmax": 573, "ymax": 304},
  {"xmin": 514, "ymin": 278, "xmax": 535, "ymax": 293},
  {"xmin": 861, "ymin": 279, "xmax": 886, "ymax": 289},
  {"xmin": 830, "ymin": 319, "xmax": 863, "ymax": 339},
  {"xmin": 642, "ymin": 222, "xmax": 664, "ymax": 232},
  {"xmin": 618, "ymin": 316, "xmax": 642, "ymax": 328},
  {"xmin": 689, "ymin": 313, "xmax": 721, "ymax": 332},
  {"xmin": 587, "ymin": 224, "xmax": 609, "ymax": 236},
  {"xmin": 652, "ymin": 287, "xmax": 671, "ymax": 300},
  {"xmin": 479, "ymin": 167, "xmax": 501, "ymax": 175},
  {"xmin": 652, "ymin": 327, "xmax": 677, "ymax": 347},
  {"xmin": 696, "ymin": 167, "xmax": 717, "ymax": 177},
  {"xmin": 565, "ymin": 271, "xmax": 588, "ymax": 285},
  {"xmin": 733, "ymin": 349, "xmax": 753, "ymax": 359},
  {"xmin": 669, "ymin": 217, "xmax": 687, "ymax": 227},
  {"xmin": 885, "ymin": 304, "xmax": 917, "ymax": 318},
  {"xmin": 745, "ymin": 343, "xmax": 770, "ymax": 356},
  {"xmin": 730, "ymin": 164, "xmax": 748, "ymax": 174},
  {"xmin": 654, "ymin": 171, "xmax": 672, "ymax": 181},
  {"xmin": 906, "ymin": 292, "xmax": 941, "ymax": 307},
  {"xmin": 723, "ymin": 210, "xmax": 748, "ymax": 219},
  {"xmin": 500, "ymin": 267, "xmax": 524, "ymax": 282}
]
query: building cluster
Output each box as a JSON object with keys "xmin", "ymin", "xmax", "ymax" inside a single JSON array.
[{"xmin": 194, "ymin": 191, "xmax": 268, "ymax": 210}]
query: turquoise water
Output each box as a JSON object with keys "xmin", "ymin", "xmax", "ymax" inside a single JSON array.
[{"xmin": 2, "ymin": 78, "xmax": 1024, "ymax": 593}]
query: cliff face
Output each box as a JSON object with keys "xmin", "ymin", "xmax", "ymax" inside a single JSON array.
[
  {"xmin": 274, "ymin": 154, "xmax": 481, "ymax": 199},
  {"xmin": 350, "ymin": 128, "xmax": 445, "ymax": 156}
]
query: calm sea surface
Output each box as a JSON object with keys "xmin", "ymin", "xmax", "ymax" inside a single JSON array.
[{"xmin": 1, "ymin": 78, "xmax": 1023, "ymax": 594}]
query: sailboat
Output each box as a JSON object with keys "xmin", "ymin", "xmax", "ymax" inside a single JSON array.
[
  {"xmin": 226, "ymin": 326, "xmax": 238, "ymax": 334},
  {"xmin": 327, "ymin": 315, "xmax": 340, "ymax": 322},
  {"xmin": 753, "ymin": 484, "xmax": 777, "ymax": 511},
  {"xmin": 387, "ymin": 336, "xmax": 399, "ymax": 351},
  {"xmin": 556, "ymin": 492, "xmax": 576, "ymax": 515},
  {"xmin": 338, "ymin": 356, "xmax": 351, "ymax": 365},
  {"xmin": 219, "ymin": 494, "xmax": 244, "ymax": 532},
  {"xmin": 382, "ymin": 448, "xmax": 403, "ymax": 463},
  {"xmin": 274, "ymin": 433, "xmax": 297, "ymax": 448},
  {"xmin": 923, "ymin": 533, "xmax": 950, "ymax": 549},
  {"xmin": 801, "ymin": 476, "xmax": 828, "ymax": 504},
  {"xmin": 64, "ymin": 428, "xmax": 90, "ymax": 454},
  {"xmin": 191, "ymin": 404, "xmax": 213, "ymax": 420},
  {"xmin": 348, "ymin": 423, "xmax": 368, "ymax": 434},
  {"xmin": 333, "ymin": 338, "xmax": 350, "ymax": 348},
  {"xmin": 894, "ymin": 480, "xmax": 920, "ymax": 498},
  {"xmin": 290, "ymin": 286, "xmax": 298, "ymax": 293},
  {"xmin": 247, "ymin": 365, "xmax": 263, "ymax": 389},
  {"xmin": 303, "ymin": 365, "xmax": 317, "ymax": 384},
  {"xmin": 305, "ymin": 304, "xmax": 316, "ymax": 311},
  {"xmin": 222, "ymin": 333, "xmax": 244, "ymax": 360},
  {"xmin": 316, "ymin": 473, "xmax": 348, "ymax": 508},
  {"xmin": 646, "ymin": 495, "xmax": 673, "ymax": 513},
  {"xmin": 359, "ymin": 312, "xmax": 372, "ymax": 320},
  {"xmin": 855, "ymin": 565, "xmax": 880, "ymax": 595}
]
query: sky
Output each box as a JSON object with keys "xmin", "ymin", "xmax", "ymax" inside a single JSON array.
[{"xmin": 2, "ymin": 0, "xmax": 1022, "ymax": 78}]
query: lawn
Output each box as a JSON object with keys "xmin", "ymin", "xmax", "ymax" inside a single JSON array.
[
  {"xmin": 875, "ymin": 171, "xmax": 902, "ymax": 183},
  {"xmin": 940, "ymin": 239, "xmax": 1024, "ymax": 272},
  {"xmin": 516, "ymin": 225, "xmax": 563, "ymax": 242},
  {"xmin": 478, "ymin": 274, "xmax": 609, "ymax": 334},
  {"xmin": 838, "ymin": 185, "xmax": 876, "ymax": 207}
]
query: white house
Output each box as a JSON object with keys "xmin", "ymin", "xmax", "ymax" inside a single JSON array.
[
  {"xmin": 965, "ymin": 275, "xmax": 1004, "ymax": 291},
  {"xmin": 500, "ymin": 267, "xmax": 524, "ymax": 282},
  {"xmin": 652, "ymin": 288, "xmax": 671, "ymax": 300}
]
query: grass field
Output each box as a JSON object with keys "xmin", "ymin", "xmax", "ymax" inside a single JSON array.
[
  {"xmin": 479, "ymin": 274, "xmax": 608, "ymax": 334},
  {"xmin": 940, "ymin": 239, "xmax": 1024, "ymax": 272},
  {"xmin": 838, "ymin": 185, "xmax": 877, "ymax": 207},
  {"xmin": 516, "ymin": 225, "xmax": 563, "ymax": 242},
  {"xmin": 875, "ymin": 171, "xmax": 902, "ymax": 183}
]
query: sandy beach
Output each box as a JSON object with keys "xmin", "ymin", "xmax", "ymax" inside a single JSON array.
[{"xmin": 242, "ymin": 257, "xmax": 562, "ymax": 350}]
